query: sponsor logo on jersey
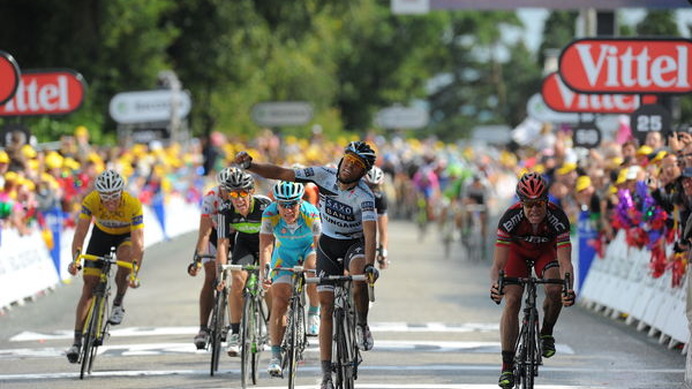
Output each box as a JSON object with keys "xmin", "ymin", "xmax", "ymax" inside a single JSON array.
[
  {"xmin": 523, "ymin": 235, "xmax": 550, "ymax": 243},
  {"xmin": 547, "ymin": 212, "xmax": 567, "ymax": 231},
  {"xmin": 324, "ymin": 198, "xmax": 355, "ymax": 221},
  {"xmin": 303, "ymin": 167, "xmax": 315, "ymax": 177},
  {"xmin": 502, "ymin": 212, "xmax": 524, "ymax": 232}
]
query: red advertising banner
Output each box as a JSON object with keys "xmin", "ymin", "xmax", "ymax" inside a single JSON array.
[
  {"xmin": 559, "ymin": 38, "xmax": 692, "ymax": 94},
  {"xmin": 541, "ymin": 72, "xmax": 656, "ymax": 114},
  {"xmin": 0, "ymin": 51, "xmax": 20, "ymax": 105},
  {"xmin": 0, "ymin": 69, "xmax": 87, "ymax": 116}
]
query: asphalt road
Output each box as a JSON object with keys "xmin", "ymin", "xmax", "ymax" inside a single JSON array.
[{"xmin": 0, "ymin": 220, "xmax": 686, "ymax": 389}]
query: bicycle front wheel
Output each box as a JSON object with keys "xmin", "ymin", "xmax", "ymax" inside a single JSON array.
[
  {"xmin": 286, "ymin": 298, "xmax": 304, "ymax": 388},
  {"xmin": 80, "ymin": 296, "xmax": 105, "ymax": 379},
  {"xmin": 210, "ymin": 290, "xmax": 228, "ymax": 376}
]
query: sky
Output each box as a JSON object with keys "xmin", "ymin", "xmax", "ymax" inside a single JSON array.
[{"xmin": 515, "ymin": 8, "xmax": 692, "ymax": 54}]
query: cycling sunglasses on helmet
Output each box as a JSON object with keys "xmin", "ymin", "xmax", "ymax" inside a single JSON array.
[{"xmin": 229, "ymin": 190, "xmax": 251, "ymax": 199}]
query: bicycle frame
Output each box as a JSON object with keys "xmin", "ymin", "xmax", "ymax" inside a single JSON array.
[
  {"xmin": 227, "ymin": 263, "xmax": 269, "ymax": 389},
  {"xmin": 306, "ymin": 274, "xmax": 370, "ymax": 389},
  {"xmin": 272, "ymin": 264, "xmax": 314, "ymax": 388},
  {"xmin": 74, "ymin": 247, "xmax": 136, "ymax": 379},
  {"xmin": 498, "ymin": 260, "xmax": 570, "ymax": 389}
]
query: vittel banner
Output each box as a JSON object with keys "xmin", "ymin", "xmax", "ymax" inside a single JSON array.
[
  {"xmin": 541, "ymin": 72, "xmax": 656, "ymax": 114},
  {"xmin": 559, "ymin": 38, "xmax": 692, "ymax": 94},
  {"xmin": 0, "ymin": 69, "xmax": 87, "ymax": 116},
  {"xmin": 0, "ymin": 51, "xmax": 20, "ymax": 105}
]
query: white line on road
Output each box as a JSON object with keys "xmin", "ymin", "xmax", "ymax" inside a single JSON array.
[
  {"xmin": 0, "ymin": 340, "xmax": 575, "ymax": 359},
  {"xmin": 8, "ymin": 322, "xmax": 500, "ymax": 342}
]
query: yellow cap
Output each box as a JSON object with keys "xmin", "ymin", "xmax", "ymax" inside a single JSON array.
[
  {"xmin": 0, "ymin": 150, "xmax": 8, "ymax": 163},
  {"xmin": 21, "ymin": 144, "xmax": 37, "ymax": 159},
  {"xmin": 74, "ymin": 126, "xmax": 88, "ymax": 137},
  {"xmin": 652, "ymin": 150, "xmax": 667, "ymax": 163},
  {"xmin": 576, "ymin": 176, "xmax": 592, "ymax": 192},
  {"xmin": 45, "ymin": 152, "xmax": 64, "ymax": 170},
  {"xmin": 636, "ymin": 145, "xmax": 653, "ymax": 156},
  {"xmin": 615, "ymin": 168, "xmax": 628, "ymax": 185},
  {"xmin": 556, "ymin": 162, "xmax": 577, "ymax": 175}
]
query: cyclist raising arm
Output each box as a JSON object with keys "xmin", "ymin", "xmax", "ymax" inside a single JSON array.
[
  {"xmin": 260, "ymin": 181, "xmax": 322, "ymax": 377},
  {"xmin": 235, "ymin": 140, "xmax": 380, "ymax": 389},
  {"xmin": 215, "ymin": 169, "xmax": 271, "ymax": 357},
  {"xmin": 489, "ymin": 172, "xmax": 575, "ymax": 389},
  {"xmin": 65, "ymin": 169, "xmax": 143, "ymax": 363},
  {"xmin": 187, "ymin": 167, "xmax": 236, "ymax": 350}
]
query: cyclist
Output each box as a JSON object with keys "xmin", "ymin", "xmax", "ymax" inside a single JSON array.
[
  {"xmin": 364, "ymin": 166, "xmax": 390, "ymax": 269},
  {"xmin": 65, "ymin": 169, "xmax": 143, "ymax": 363},
  {"xmin": 234, "ymin": 140, "xmax": 380, "ymax": 389},
  {"xmin": 461, "ymin": 173, "xmax": 489, "ymax": 248},
  {"xmin": 260, "ymin": 181, "xmax": 322, "ymax": 377},
  {"xmin": 489, "ymin": 172, "xmax": 576, "ymax": 389},
  {"xmin": 215, "ymin": 168, "xmax": 272, "ymax": 357},
  {"xmin": 187, "ymin": 167, "xmax": 236, "ymax": 350}
]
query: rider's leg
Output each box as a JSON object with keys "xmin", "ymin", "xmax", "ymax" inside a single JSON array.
[
  {"xmin": 200, "ymin": 261, "xmax": 216, "ymax": 328},
  {"xmin": 540, "ymin": 265, "xmax": 563, "ymax": 336}
]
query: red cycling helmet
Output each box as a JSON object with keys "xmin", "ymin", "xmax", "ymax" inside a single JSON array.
[{"xmin": 516, "ymin": 172, "xmax": 548, "ymax": 201}]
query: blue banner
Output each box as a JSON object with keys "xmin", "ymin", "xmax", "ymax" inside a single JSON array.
[
  {"xmin": 577, "ymin": 209, "xmax": 598, "ymax": 290},
  {"xmin": 152, "ymin": 193, "xmax": 167, "ymax": 240},
  {"xmin": 44, "ymin": 207, "xmax": 63, "ymax": 273}
]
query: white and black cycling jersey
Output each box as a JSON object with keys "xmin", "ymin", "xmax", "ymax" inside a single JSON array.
[{"xmin": 294, "ymin": 166, "xmax": 377, "ymax": 240}]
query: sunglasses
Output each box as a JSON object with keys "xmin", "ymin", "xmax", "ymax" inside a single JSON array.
[
  {"xmin": 344, "ymin": 153, "xmax": 366, "ymax": 170},
  {"xmin": 522, "ymin": 199, "xmax": 547, "ymax": 209},
  {"xmin": 229, "ymin": 190, "xmax": 251, "ymax": 199},
  {"xmin": 99, "ymin": 191, "xmax": 122, "ymax": 202},
  {"xmin": 278, "ymin": 200, "xmax": 299, "ymax": 209}
]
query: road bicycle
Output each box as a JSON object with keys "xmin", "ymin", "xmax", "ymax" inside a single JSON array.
[
  {"xmin": 268, "ymin": 264, "xmax": 315, "ymax": 388},
  {"xmin": 497, "ymin": 260, "xmax": 570, "ymax": 389},
  {"xmin": 72, "ymin": 247, "xmax": 138, "ymax": 379},
  {"xmin": 191, "ymin": 254, "xmax": 228, "ymax": 377},
  {"xmin": 439, "ymin": 199, "xmax": 461, "ymax": 259},
  {"xmin": 227, "ymin": 263, "xmax": 269, "ymax": 388},
  {"xmin": 307, "ymin": 273, "xmax": 374, "ymax": 389}
]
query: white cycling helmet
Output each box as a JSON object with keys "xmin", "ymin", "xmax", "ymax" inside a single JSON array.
[
  {"xmin": 221, "ymin": 168, "xmax": 254, "ymax": 190},
  {"xmin": 216, "ymin": 167, "xmax": 237, "ymax": 186},
  {"xmin": 365, "ymin": 166, "xmax": 384, "ymax": 185},
  {"xmin": 273, "ymin": 181, "xmax": 305, "ymax": 202},
  {"xmin": 94, "ymin": 169, "xmax": 125, "ymax": 193}
]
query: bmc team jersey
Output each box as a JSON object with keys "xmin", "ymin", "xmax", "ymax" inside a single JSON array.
[
  {"xmin": 217, "ymin": 195, "xmax": 272, "ymax": 256},
  {"xmin": 373, "ymin": 189, "xmax": 388, "ymax": 216},
  {"xmin": 260, "ymin": 201, "xmax": 322, "ymax": 268},
  {"xmin": 496, "ymin": 201, "xmax": 571, "ymax": 250},
  {"xmin": 80, "ymin": 191, "xmax": 144, "ymax": 235},
  {"xmin": 294, "ymin": 166, "xmax": 377, "ymax": 240}
]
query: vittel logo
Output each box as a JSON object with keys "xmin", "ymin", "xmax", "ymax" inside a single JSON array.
[
  {"xmin": 0, "ymin": 70, "xmax": 86, "ymax": 116},
  {"xmin": 559, "ymin": 39, "xmax": 692, "ymax": 94}
]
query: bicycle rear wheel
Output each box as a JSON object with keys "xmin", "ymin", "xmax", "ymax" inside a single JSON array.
[{"xmin": 210, "ymin": 290, "xmax": 227, "ymax": 376}]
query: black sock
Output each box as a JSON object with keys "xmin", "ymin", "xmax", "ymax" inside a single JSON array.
[
  {"xmin": 73, "ymin": 330, "xmax": 82, "ymax": 346},
  {"xmin": 501, "ymin": 350, "xmax": 514, "ymax": 371},
  {"xmin": 113, "ymin": 293, "xmax": 125, "ymax": 306},
  {"xmin": 230, "ymin": 323, "xmax": 240, "ymax": 334},
  {"xmin": 321, "ymin": 360, "xmax": 332, "ymax": 378}
]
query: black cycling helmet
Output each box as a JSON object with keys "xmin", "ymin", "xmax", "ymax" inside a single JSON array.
[{"xmin": 344, "ymin": 141, "xmax": 376, "ymax": 171}]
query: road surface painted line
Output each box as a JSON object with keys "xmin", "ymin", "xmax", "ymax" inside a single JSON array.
[{"xmin": 9, "ymin": 322, "xmax": 499, "ymax": 342}]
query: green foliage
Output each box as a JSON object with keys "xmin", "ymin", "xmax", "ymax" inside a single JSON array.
[{"xmin": 0, "ymin": 3, "xmax": 689, "ymax": 146}]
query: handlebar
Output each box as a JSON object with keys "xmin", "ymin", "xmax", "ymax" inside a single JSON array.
[
  {"xmin": 497, "ymin": 271, "xmax": 571, "ymax": 295},
  {"xmin": 306, "ymin": 274, "xmax": 375, "ymax": 302},
  {"xmin": 73, "ymin": 252, "xmax": 139, "ymax": 285}
]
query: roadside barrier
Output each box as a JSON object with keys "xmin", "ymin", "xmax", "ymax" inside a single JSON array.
[
  {"xmin": 579, "ymin": 230, "xmax": 688, "ymax": 352},
  {"xmin": 0, "ymin": 194, "xmax": 200, "ymax": 311}
]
